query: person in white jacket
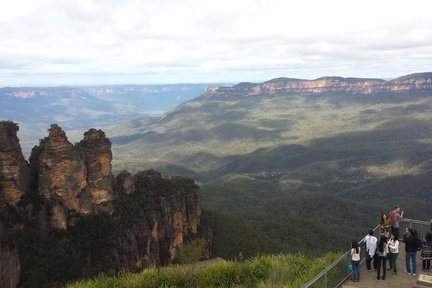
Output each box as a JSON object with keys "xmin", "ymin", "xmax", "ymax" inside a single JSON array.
[
  {"xmin": 364, "ymin": 229, "xmax": 377, "ymax": 271},
  {"xmin": 388, "ymin": 233, "xmax": 400, "ymax": 275}
]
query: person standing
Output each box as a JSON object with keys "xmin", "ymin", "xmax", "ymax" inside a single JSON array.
[
  {"xmin": 380, "ymin": 213, "xmax": 391, "ymax": 237},
  {"xmin": 421, "ymin": 232, "xmax": 432, "ymax": 272},
  {"xmin": 388, "ymin": 233, "xmax": 399, "ymax": 275},
  {"xmin": 351, "ymin": 241, "xmax": 361, "ymax": 282},
  {"xmin": 404, "ymin": 228, "xmax": 419, "ymax": 276},
  {"xmin": 390, "ymin": 206, "xmax": 404, "ymax": 240},
  {"xmin": 364, "ymin": 229, "xmax": 377, "ymax": 271},
  {"xmin": 376, "ymin": 235, "xmax": 389, "ymax": 280}
]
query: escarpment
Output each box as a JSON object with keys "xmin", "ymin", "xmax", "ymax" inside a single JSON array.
[
  {"xmin": 0, "ymin": 121, "xmax": 203, "ymax": 287},
  {"xmin": 0, "ymin": 121, "xmax": 32, "ymax": 206},
  {"xmin": 205, "ymin": 72, "xmax": 432, "ymax": 98}
]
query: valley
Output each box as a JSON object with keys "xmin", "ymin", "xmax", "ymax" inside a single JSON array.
[{"xmin": 108, "ymin": 73, "xmax": 432, "ymax": 257}]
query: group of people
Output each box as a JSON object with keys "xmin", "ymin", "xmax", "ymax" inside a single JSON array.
[{"xmin": 349, "ymin": 206, "xmax": 432, "ymax": 283}]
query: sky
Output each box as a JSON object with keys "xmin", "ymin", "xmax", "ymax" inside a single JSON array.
[{"xmin": 1, "ymin": 0, "xmax": 432, "ymax": 86}]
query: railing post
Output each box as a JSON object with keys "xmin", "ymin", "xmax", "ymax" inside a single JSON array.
[{"xmin": 324, "ymin": 271, "xmax": 327, "ymax": 288}]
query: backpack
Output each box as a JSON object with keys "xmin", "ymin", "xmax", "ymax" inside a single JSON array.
[{"xmin": 389, "ymin": 211, "xmax": 395, "ymax": 226}]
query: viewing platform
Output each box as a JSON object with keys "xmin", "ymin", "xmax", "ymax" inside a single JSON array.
[
  {"xmin": 303, "ymin": 218, "xmax": 432, "ymax": 288},
  {"xmin": 341, "ymin": 243, "xmax": 431, "ymax": 288}
]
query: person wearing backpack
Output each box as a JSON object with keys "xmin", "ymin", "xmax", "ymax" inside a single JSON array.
[{"xmin": 404, "ymin": 228, "xmax": 419, "ymax": 276}]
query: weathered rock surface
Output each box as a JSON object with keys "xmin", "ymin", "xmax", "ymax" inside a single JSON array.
[
  {"xmin": 113, "ymin": 170, "xmax": 202, "ymax": 270},
  {"xmin": 116, "ymin": 170, "xmax": 135, "ymax": 195},
  {"xmin": 0, "ymin": 121, "xmax": 32, "ymax": 206},
  {"xmin": 76, "ymin": 128, "xmax": 114, "ymax": 214},
  {"xmin": 0, "ymin": 122, "xmax": 203, "ymax": 287},
  {"xmin": 29, "ymin": 124, "xmax": 115, "ymax": 229}
]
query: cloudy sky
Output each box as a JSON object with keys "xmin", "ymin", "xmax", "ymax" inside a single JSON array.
[{"xmin": 1, "ymin": 0, "xmax": 432, "ymax": 86}]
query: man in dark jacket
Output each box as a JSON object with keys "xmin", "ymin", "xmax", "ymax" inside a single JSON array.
[{"xmin": 404, "ymin": 228, "xmax": 420, "ymax": 275}]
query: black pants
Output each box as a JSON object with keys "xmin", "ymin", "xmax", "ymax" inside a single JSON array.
[
  {"xmin": 366, "ymin": 253, "xmax": 377, "ymax": 271},
  {"xmin": 423, "ymin": 260, "xmax": 431, "ymax": 270},
  {"xmin": 376, "ymin": 255, "xmax": 387, "ymax": 279}
]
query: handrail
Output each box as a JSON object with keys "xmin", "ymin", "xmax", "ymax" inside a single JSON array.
[
  {"xmin": 302, "ymin": 224, "xmax": 380, "ymax": 288},
  {"xmin": 303, "ymin": 218, "xmax": 432, "ymax": 288}
]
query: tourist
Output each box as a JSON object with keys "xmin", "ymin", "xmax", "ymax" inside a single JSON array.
[
  {"xmin": 376, "ymin": 235, "xmax": 389, "ymax": 280},
  {"xmin": 404, "ymin": 228, "xmax": 419, "ymax": 276},
  {"xmin": 421, "ymin": 232, "xmax": 432, "ymax": 272},
  {"xmin": 351, "ymin": 241, "xmax": 361, "ymax": 282},
  {"xmin": 388, "ymin": 233, "xmax": 399, "ymax": 275},
  {"xmin": 364, "ymin": 229, "xmax": 377, "ymax": 271},
  {"xmin": 379, "ymin": 212, "xmax": 391, "ymax": 237},
  {"xmin": 390, "ymin": 206, "xmax": 404, "ymax": 240}
]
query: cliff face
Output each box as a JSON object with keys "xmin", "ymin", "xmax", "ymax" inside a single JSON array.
[
  {"xmin": 114, "ymin": 170, "xmax": 202, "ymax": 269},
  {"xmin": 0, "ymin": 121, "xmax": 203, "ymax": 287},
  {"xmin": 0, "ymin": 121, "xmax": 32, "ymax": 206},
  {"xmin": 29, "ymin": 124, "xmax": 114, "ymax": 229},
  {"xmin": 205, "ymin": 72, "xmax": 432, "ymax": 98}
]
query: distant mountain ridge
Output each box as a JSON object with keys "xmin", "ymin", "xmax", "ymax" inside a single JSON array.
[
  {"xmin": 0, "ymin": 83, "xmax": 217, "ymax": 155},
  {"xmin": 204, "ymin": 72, "xmax": 432, "ymax": 98}
]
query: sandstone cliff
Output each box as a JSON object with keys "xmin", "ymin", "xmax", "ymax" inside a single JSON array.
[
  {"xmin": 205, "ymin": 72, "xmax": 432, "ymax": 98},
  {"xmin": 29, "ymin": 124, "xmax": 114, "ymax": 229},
  {"xmin": 0, "ymin": 121, "xmax": 32, "ymax": 206},
  {"xmin": 114, "ymin": 170, "xmax": 202, "ymax": 269},
  {"xmin": 0, "ymin": 121, "xmax": 203, "ymax": 287}
]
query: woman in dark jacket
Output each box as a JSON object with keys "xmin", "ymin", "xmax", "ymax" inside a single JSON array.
[
  {"xmin": 404, "ymin": 228, "xmax": 420, "ymax": 275},
  {"xmin": 376, "ymin": 235, "xmax": 388, "ymax": 280}
]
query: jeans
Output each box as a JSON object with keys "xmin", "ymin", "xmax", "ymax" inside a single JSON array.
[
  {"xmin": 390, "ymin": 252, "xmax": 398, "ymax": 272},
  {"xmin": 406, "ymin": 251, "xmax": 417, "ymax": 274},
  {"xmin": 352, "ymin": 260, "xmax": 360, "ymax": 281},
  {"xmin": 392, "ymin": 226, "xmax": 400, "ymax": 240}
]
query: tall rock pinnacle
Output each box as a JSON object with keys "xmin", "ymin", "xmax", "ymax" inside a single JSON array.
[{"xmin": 0, "ymin": 121, "xmax": 32, "ymax": 206}]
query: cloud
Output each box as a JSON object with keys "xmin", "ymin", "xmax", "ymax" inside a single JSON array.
[{"xmin": 1, "ymin": 0, "xmax": 432, "ymax": 85}]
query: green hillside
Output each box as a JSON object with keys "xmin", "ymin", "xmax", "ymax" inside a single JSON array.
[{"xmin": 108, "ymin": 76, "xmax": 432, "ymax": 259}]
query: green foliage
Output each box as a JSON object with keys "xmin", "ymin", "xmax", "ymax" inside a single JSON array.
[
  {"xmin": 176, "ymin": 238, "xmax": 208, "ymax": 265},
  {"xmin": 67, "ymin": 252, "xmax": 338, "ymax": 288}
]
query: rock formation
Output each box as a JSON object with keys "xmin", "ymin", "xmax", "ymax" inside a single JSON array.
[
  {"xmin": 29, "ymin": 124, "xmax": 114, "ymax": 229},
  {"xmin": 0, "ymin": 121, "xmax": 203, "ymax": 287},
  {"xmin": 113, "ymin": 170, "xmax": 202, "ymax": 270},
  {"xmin": 76, "ymin": 128, "xmax": 114, "ymax": 214},
  {"xmin": 0, "ymin": 121, "xmax": 32, "ymax": 206}
]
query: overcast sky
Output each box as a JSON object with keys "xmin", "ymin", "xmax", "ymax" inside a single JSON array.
[{"xmin": 1, "ymin": 0, "xmax": 432, "ymax": 86}]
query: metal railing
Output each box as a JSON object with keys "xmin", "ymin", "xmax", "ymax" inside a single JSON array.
[{"xmin": 303, "ymin": 218, "xmax": 431, "ymax": 288}]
